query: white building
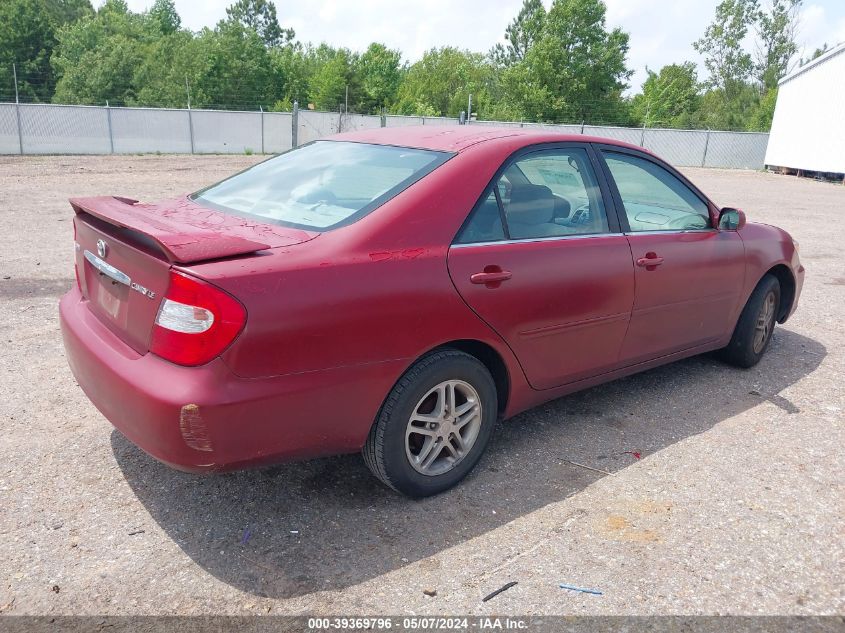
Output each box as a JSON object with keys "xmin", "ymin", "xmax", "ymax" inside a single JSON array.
[{"xmin": 765, "ymin": 42, "xmax": 845, "ymax": 176}]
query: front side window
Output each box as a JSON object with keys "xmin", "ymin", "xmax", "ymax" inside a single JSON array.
[
  {"xmin": 456, "ymin": 147, "xmax": 609, "ymax": 243},
  {"xmin": 603, "ymin": 152, "xmax": 711, "ymax": 232},
  {"xmin": 192, "ymin": 141, "xmax": 452, "ymax": 231}
]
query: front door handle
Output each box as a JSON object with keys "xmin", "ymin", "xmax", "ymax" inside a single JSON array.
[
  {"xmin": 470, "ymin": 266, "xmax": 512, "ymax": 287},
  {"xmin": 636, "ymin": 252, "xmax": 664, "ymax": 269}
]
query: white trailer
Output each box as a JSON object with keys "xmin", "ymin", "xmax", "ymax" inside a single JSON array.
[{"xmin": 765, "ymin": 42, "xmax": 845, "ymax": 177}]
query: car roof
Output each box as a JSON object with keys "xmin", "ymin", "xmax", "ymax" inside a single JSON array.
[{"xmin": 329, "ymin": 125, "xmax": 648, "ymax": 154}]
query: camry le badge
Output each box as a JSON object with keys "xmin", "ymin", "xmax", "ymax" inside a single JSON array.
[
  {"xmin": 130, "ymin": 281, "xmax": 156, "ymax": 299},
  {"xmin": 96, "ymin": 239, "xmax": 108, "ymax": 259}
]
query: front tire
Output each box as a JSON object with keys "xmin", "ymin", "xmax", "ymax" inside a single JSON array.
[
  {"xmin": 720, "ymin": 274, "xmax": 781, "ymax": 368},
  {"xmin": 363, "ymin": 349, "xmax": 497, "ymax": 497}
]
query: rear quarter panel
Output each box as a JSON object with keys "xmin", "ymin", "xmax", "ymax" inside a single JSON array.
[{"xmin": 183, "ymin": 140, "xmax": 536, "ymax": 417}]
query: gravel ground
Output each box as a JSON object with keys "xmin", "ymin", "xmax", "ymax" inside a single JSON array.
[{"xmin": 0, "ymin": 155, "xmax": 842, "ymax": 616}]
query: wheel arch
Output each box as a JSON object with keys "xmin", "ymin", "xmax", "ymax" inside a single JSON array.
[
  {"xmin": 765, "ymin": 264, "xmax": 796, "ymax": 322},
  {"xmin": 433, "ymin": 339, "xmax": 511, "ymax": 415},
  {"xmin": 369, "ymin": 338, "xmax": 513, "ymax": 439}
]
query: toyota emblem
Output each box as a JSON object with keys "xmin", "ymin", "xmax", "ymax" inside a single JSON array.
[{"xmin": 96, "ymin": 239, "xmax": 107, "ymax": 259}]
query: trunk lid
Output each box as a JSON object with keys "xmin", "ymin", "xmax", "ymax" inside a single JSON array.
[{"xmin": 71, "ymin": 195, "xmax": 316, "ymax": 354}]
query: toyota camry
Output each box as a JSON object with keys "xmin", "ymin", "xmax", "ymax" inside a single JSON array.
[{"xmin": 59, "ymin": 126, "xmax": 804, "ymax": 496}]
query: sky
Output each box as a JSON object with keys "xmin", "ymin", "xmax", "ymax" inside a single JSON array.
[{"xmin": 105, "ymin": 0, "xmax": 845, "ymax": 93}]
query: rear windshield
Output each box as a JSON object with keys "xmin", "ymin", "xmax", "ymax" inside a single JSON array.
[{"xmin": 192, "ymin": 141, "xmax": 452, "ymax": 231}]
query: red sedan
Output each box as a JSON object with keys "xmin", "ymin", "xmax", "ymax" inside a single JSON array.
[{"xmin": 60, "ymin": 126, "xmax": 804, "ymax": 496}]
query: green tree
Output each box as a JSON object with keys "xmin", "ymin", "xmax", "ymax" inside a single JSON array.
[
  {"xmin": 499, "ymin": 0, "xmax": 632, "ymax": 123},
  {"xmin": 194, "ymin": 22, "xmax": 276, "ymax": 109},
  {"xmin": 45, "ymin": 0, "xmax": 94, "ymax": 25},
  {"xmin": 225, "ymin": 0, "xmax": 293, "ymax": 48},
  {"xmin": 51, "ymin": 0, "xmax": 152, "ymax": 105},
  {"xmin": 355, "ymin": 43, "xmax": 402, "ymax": 112},
  {"xmin": 491, "ymin": 0, "xmax": 546, "ymax": 66},
  {"xmin": 693, "ymin": 0, "xmax": 761, "ymax": 130},
  {"xmin": 696, "ymin": 83, "xmax": 760, "ymax": 130},
  {"xmin": 0, "ymin": 0, "xmax": 93, "ymax": 102},
  {"xmin": 308, "ymin": 45, "xmax": 358, "ymax": 111},
  {"xmin": 269, "ymin": 42, "xmax": 315, "ymax": 108},
  {"xmin": 0, "ymin": 0, "xmax": 56, "ymax": 102},
  {"xmin": 149, "ymin": 0, "xmax": 181, "ymax": 35},
  {"xmin": 132, "ymin": 31, "xmax": 209, "ymax": 107},
  {"xmin": 800, "ymin": 43, "xmax": 829, "ymax": 66},
  {"xmin": 631, "ymin": 62, "xmax": 700, "ymax": 128},
  {"xmin": 694, "ymin": 0, "xmax": 757, "ymax": 99},
  {"xmin": 754, "ymin": 0, "xmax": 801, "ymax": 91},
  {"xmin": 393, "ymin": 47, "xmax": 494, "ymax": 117},
  {"xmin": 747, "ymin": 86, "xmax": 778, "ymax": 130}
]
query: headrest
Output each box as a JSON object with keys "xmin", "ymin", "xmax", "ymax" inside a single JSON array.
[{"xmin": 507, "ymin": 184, "xmax": 555, "ymax": 225}]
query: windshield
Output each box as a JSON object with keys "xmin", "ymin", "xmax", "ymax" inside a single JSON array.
[{"xmin": 192, "ymin": 141, "xmax": 452, "ymax": 231}]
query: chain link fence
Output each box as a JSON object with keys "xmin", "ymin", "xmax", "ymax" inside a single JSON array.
[{"xmin": 0, "ymin": 102, "xmax": 769, "ymax": 169}]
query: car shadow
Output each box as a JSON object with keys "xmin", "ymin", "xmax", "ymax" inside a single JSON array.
[{"xmin": 111, "ymin": 328, "xmax": 825, "ymax": 599}]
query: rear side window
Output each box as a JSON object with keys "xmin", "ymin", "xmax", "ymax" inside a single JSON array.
[
  {"xmin": 455, "ymin": 189, "xmax": 506, "ymax": 244},
  {"xmin": 456, "ymin": 147, "xmax": 609, "ymax": 243},
  {"xmin": 603, "ymin": 152, "xmax": 711, "ymax": 231},
  {"xmin": 192, "ymin": 141, "xmax": 452, "ymax": 231}
]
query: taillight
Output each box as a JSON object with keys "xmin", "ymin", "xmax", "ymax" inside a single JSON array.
[{"xmin": 150, "ymin": 270, "xmax": 246, "ymax": 366}]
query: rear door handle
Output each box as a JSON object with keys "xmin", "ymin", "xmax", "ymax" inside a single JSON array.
[
  {"xmin": 470, "ymin": 267, "xmax": 512, "ymax": 286},
  {"xmin": 636, "ymin": 253, "xmax": 664, "ymax": 268}
]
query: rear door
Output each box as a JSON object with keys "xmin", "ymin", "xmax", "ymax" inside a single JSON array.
[
  {"xmin": 595, "ymin": 147, "xmax": 746, "ymax": 365},
  {"xmin": 447, "ymin": 144, "xmax": 635, "ymax": 390}
]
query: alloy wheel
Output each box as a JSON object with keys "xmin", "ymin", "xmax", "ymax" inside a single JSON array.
[
  {"xmin": 753, "ymin": 291, "xmax": 777, "ymax": 354},
  {"xmin": 405, "ymin": 380, "xmax": 483, "ymax": 476}
]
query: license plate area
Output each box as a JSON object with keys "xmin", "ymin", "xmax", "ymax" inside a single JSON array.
[
  {"xmin": 95, "ymin": 275, "xmax": 127, "ymax": 319},
  {"xmin": 74, "ymin": 219, "xmax": 169, "ymax": 355},
  {"xmin": 83, "ymin": 250, "xmax": 131, "ymax": 327}
]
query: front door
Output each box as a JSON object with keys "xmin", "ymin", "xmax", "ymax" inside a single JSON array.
[
  {"xmin": 597, "ymin": 148, "xmax": 746, "ymax": 365},
  {"xmin": 447, "ymin": 145, "xmax": 635, "ymax": 390}
]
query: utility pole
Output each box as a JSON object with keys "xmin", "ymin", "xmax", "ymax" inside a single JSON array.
[
  {"xmin": 106, "ymin": 99, "xmax": 114, "ymax": 154},
  {"xmin": 467, "ymin": 93, "xmax": 472, "ymax": 123},
  {"xmin": 185, "ymin": 75, "xmax": 194, "ymax": 154},
  {"xmin": 292, "ymin": 100, "xmax": 299, "ymax": 148},
  {"xmin": 13, "ymin": 63, "xmax": 19, "ymax": 104},
  {"xmin": 13, "ymin": 63, "xmax": 23, "ymax": 155},
  {"xmin": 641, "ymin": 96, "xmax": 650, "ymax": 146},
  {"xmin": 259, "ymin": 105, "xmax": 265, "ymax": 154},
  {"xmin": 701, "ymin": 129, "xmax": 711, "ymax": 168}
]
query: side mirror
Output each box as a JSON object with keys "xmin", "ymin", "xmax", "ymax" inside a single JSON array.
[{"xmin": 718, "ymin": 207, "xmax": 746, "ymax": 231}]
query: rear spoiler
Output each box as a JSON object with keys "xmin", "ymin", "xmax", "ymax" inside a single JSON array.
[{"xmin": 69, "ymin": 196, "xmax": 271, "ymax": 264}]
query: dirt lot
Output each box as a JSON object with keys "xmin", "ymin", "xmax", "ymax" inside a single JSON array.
[{"xmin": 0, "ymin": 155, "xmax": 842, "ymax": 616}]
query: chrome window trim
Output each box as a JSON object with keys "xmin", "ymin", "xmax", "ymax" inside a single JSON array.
[
  {"xmin": 83, "ymin": 250, "xmax": 131, "ymax": 286},
  {"xmin": 623, "ymin": 229, "xmax": 716, "ymax": 236},
  {"xmin": 450, "ymin": 232, "xmax": 625, "ymax": 248},
  {"xmin": 450, "ymin": 228, "xmax": 720, "ymax": 248}
]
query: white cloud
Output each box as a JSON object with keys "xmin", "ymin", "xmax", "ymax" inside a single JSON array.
[
  {"xmin": 318, "ymin": 0, "xmax": 338, "ymax": 22},
  {"xmin": 797, "ymin": 3, "xmax": 845, "ymax": 60}
]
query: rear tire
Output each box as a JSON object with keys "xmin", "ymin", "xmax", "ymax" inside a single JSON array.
[
  {"xmin": 363, "ymin": 349, "xmax": 497, "ymax": 497},
  {"xmin": 719, "ymin": 274, "xmax": 780, "ymax": 368}
]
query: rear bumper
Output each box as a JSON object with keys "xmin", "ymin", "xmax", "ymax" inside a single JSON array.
[{"xmin": 60, "ymin": 287, "xmax": 405, "ymax": 472}]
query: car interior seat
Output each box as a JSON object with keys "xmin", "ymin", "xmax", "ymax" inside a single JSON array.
[{"xmin": 506, "ymin": 184, "xmax": 561, "ymax": 238}]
